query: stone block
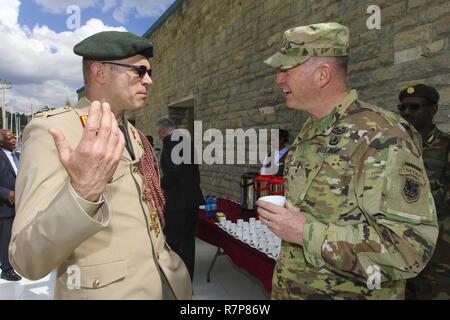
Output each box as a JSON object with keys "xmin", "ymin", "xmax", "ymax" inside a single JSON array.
[
  {"xmin": 434, "ymin": 14, "xmax": 450, "ymax": 36},
  {"xmin": 394, "ymin": 46, "xmax": 423, "ymax": 64},
  {"xmin": 325, "ymin": 2, "xmax": 340, "ymax": 19},
  {"xmin": 418, "ymin": 2, "xmax": 450, "ymax": 24},
  {"xmin": 394, "ymin": 23, "xmax": 433, "ymax": 51},
  {"xmin": 435, "ymin": 105, "xmax": 450, "ymax": 124},
  {"xmin": 382, "ymin": 1, "xmax": 406, "ymax": 24}
]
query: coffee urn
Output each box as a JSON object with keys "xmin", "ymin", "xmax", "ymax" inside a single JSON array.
[{"xmin": 240, "ymin": 172, "xmax": 259, "ymax": 210}]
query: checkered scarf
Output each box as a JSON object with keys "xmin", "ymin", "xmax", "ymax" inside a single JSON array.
[{"xmin": 137, "ymin": 130, "xmax": 166, "ymax": 228}]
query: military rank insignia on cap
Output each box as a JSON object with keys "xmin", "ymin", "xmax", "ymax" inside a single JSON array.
[{"xmin": 399, "ymin": 83, "xmax": 440, "ymax": 105}]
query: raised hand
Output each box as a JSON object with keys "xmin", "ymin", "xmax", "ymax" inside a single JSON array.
[{"xmin": 49, "ymin": 101, "xmax": 125, "ymax": 202}]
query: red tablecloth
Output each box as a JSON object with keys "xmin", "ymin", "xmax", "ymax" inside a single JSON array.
[{"xmin": 196, "ymin": 198, "xmax": 275, "ymax": 293}]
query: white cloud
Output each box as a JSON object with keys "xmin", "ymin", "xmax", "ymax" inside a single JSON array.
[
  {"xmin": 0, "ymin": 0, "xmax": 126, "ymax": 114},
  {"xmin": 0, "ymin": 0, "xmax": 20, "ymax": 26},
  {"xmin": 100, "ymin": 0, "xmax": 118, "ymax": 13},
  {"xmin": 11, "ymin": 80, "xmax": 75, "ymax": 113}
]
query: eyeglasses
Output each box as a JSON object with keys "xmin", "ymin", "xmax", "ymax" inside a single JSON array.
[
  {"xmin": 102, "ymin": 61, "xmax": 152, "ymax": 78},
  {"xmin": 397, "ymin": 103, "xmax": 432, "ymax": 112}
]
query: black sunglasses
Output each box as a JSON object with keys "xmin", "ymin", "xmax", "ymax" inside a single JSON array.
[
  {"xmin": 102, "ymin": 61, "xmax": 152, "ymax": 78},
  {"xmin": 397, "ymin": 103, "xmax": 432, "ymax": 112}
]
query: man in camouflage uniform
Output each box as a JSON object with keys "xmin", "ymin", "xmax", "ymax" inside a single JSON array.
[
  {"xmin": 256, "ymin": 22, "xmax": 438, "ymax": 300},
  {"xmin": 398, "ymin": 84, "xmax": 450, "ymax": 300}
]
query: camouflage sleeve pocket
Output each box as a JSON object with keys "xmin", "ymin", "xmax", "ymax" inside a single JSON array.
[{"xmin": 380, "ymin": 144, "xmax": 435, "ymax": 222}]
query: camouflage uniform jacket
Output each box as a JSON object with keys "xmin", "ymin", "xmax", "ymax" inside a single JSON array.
[
  {"xmin": 406, "ymin": 126, "xmax": 450, "ymax": 299},
  {"xmin": 273, "ymin": 90, "xmax": 438, "ymax": 300}
]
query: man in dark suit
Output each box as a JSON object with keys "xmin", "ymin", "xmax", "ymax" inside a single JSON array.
[
  {"xmin": 156, "ymin": 118, "xmax": 203, "ymax": 282},
  {"xmin": 0, "ymin": 129, "xmax": 21, "ymax": 281}
]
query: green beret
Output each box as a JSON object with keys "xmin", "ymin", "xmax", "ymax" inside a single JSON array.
[
  {"xmin": 73, "ymin": 31, "xmax": 153, "ymax": 60},
  {"xmin": 399, "ymin": 84, "xmax": 440, "ymax": 105}
]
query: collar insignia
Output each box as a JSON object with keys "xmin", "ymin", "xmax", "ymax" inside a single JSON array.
[{"xmin": 79, "ymin": 115, "xmax": 88, "ymax": 127}]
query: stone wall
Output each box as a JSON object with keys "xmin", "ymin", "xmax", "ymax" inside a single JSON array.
[{"xmin": 135, "ymin": 0, "xmax": 450, "ymax": 201}]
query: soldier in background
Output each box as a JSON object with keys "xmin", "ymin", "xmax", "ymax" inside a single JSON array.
[
  {"xmin": 257, "ymin": 22, "xmax": 438, "ymax": 299},
  {"xmin": 398, "ymin": 84, "xmax": 450, "ymax": 300}
]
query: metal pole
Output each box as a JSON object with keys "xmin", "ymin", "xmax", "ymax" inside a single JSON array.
[
  {"xmin": 17, "ymin": 115, "xmax": 20, "ymax": 138},
  {"xmin": 1, "ymin": 80, "xmax": 13, "ymax": 130},
  {"xmin": 10, "ymin": 104, "xmax": 13, "ymax": 131},
  {"xmin": 2, "ymin": 83, "xmax": 5, "ymax": 129}
]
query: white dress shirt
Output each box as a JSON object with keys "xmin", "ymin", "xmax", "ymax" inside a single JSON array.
[
  {"xmin": 260, "ymin": 146, "xmax": 289, "ymax": 175},
  {"xmin": 1, "ymin": 148, "xmax": 18, "ymax": 174}
]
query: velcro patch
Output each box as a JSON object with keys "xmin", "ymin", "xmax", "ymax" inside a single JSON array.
[
  {"xmin": 381, "ymin": 145, "xmax": 433, "ymax": 222},
  {"xmin": 399, "ymin": 162, "xmax": 425, "ymax": 203}
]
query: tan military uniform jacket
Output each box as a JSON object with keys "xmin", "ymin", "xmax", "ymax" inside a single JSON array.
[{"xmin": 9, "ymin": 98, "xmax": 192, "ymax": 300}]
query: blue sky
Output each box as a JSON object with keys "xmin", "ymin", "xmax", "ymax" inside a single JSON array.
[
  {"xmin": 0, "ymin": 0, "xmax": 176, "ymax": 113},
  {"xmin": 18, "ymin": 0, "xmax": 168, "ymax": 36}
]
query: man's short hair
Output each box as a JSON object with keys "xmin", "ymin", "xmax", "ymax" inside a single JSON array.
[
  {"xmin": 156, "ymin": 118, "xmax": 176, "ymax": 130},
  {"xmin": 82, "ymin": 60, "xmax": 93, "ymax": 85},
  {"xmin": 334, "ymin": 56, "xmax": 349, "ymax": 74},
  {"xmin": 310, "ymin": 56, "xmax": 349, "ymax": 76},
  {"xmin": 146, "ymin": 135, "xmax": 154, "ymax": 145}
]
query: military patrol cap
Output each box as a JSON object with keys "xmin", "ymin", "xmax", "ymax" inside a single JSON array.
[
  {"xmin": 73, "ymin": 31, "xmax": 153, "ymax": 60},
  {"xmin": 264, "ymin": 22, "xmax": 349, "ymax": 70},
  {"xmin": 399, "ymin": 84, "xmax": 440, "ymax": 105}
]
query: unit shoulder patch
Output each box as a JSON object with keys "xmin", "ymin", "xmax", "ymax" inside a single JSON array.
[{"xmin": 400, "ymin": 162, "xmax": 424, "ymax": 203}]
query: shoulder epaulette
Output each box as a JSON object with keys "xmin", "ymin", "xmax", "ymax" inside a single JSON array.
[{"xmin": 32, "ymin": 105, "xmax": 72, "ymax": 119}]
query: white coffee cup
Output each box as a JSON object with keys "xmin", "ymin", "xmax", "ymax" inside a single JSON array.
[
  {"xmin": 230, "ymin": 223, "xmax": 237, "ymax": 235},
  {"xmin": 236, "ymin": 226, "xmax": 243, "ymax": 239},
  {"xmin": 258, "ymin": 195, "xmax": 286, "ymax": 207}
]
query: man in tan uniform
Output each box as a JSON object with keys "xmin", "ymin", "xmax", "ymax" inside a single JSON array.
[{"xmin": 9, "ymin": 31, "xmax": 191, "ymax": 299}]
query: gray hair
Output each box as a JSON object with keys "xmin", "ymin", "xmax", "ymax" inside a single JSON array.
[{"xmin": 156, "ymin": 117, "xmax": 176, "ymax": 130}]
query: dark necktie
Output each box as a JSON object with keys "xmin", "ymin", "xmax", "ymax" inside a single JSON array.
[
  {"xmin": 119, "ymin": 124, "xmax": 135, "ymax": 160},
  {"xmin": 11, "ymin": 151, "xmax": 19, "ymax": 169}
]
